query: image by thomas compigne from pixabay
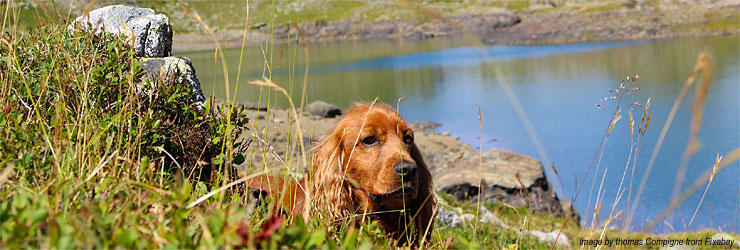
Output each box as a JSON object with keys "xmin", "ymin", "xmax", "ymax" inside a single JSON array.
[{"xmin": 580, "ymin": 237, "xmax": 736, "ymax": 248}]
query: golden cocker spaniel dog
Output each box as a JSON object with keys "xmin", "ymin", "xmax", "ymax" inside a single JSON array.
[{"xmin": 248, "ymin": 103, "xmax": 437, "ymax": 247}]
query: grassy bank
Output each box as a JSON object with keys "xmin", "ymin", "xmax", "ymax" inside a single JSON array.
[
  {"xmin": 0, "ymin": 23, "xmax": 253, "ymax": 248},
  {"xmin": 2, "ymin": 3, "xmax": 739, "ymax": 250}
]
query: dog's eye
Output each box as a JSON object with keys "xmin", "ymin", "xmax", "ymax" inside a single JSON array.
[
  {"xmin": 362, "ymin": 136, "xmax": 378, "ymax": 146},
  {"xmin": 403, "ymin": 135, "xmax": 414, "ymax": 144}
]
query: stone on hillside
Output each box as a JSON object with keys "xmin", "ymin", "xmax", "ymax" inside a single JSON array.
[
  {"xmin": 436, "ymin": 196, "xmax": 506, "ymax": 228},
  {"xmin": 140, "ymin": 57, "xmax": 205, "ymax": 107},
  {"xmin": 308, "ymin": 101, "xmax": 341, "ymax": 118},
  {"xmin": 70, "ymin": 5, "xmax": 173, "ymax": 57},
  {"xmin": 436, "ymin": 206, "xmax": 466, "ymax": 227},
  {"xmin": 527, "ymin": 230, "xmax": 570, "ymax": 247}
]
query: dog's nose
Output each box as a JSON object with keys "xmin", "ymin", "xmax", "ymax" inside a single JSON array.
[{"xmin": 394, "ymin": 161, "xmax": 417, "ymax": 179}]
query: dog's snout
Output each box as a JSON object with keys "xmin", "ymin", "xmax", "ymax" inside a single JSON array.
[{"xmin": 394, "ymin": 162, "xmax": 417, "ymax": 179}]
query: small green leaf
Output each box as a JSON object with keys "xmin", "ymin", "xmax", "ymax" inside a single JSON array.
[{"xmin": 22, "ymin": 153, "xmax": 31, "ymax": 167}]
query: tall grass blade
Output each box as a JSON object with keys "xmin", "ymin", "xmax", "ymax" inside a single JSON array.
[
  {"xmin": 672, "ymin": 61, "xmax": 713, "ymax": 200},
  {"xmin": 626, "ymin": 53, "xmax": 708, "ymax": 230},
  {"xmin": 644, "ymin": 146, "xmax": 740, "ymax": 231}
]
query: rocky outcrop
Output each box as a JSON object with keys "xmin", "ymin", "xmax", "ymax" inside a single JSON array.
[
  {"xmin": 170, "ymin": 1, "xmax": 739, "ymax": 52},
  {"xmin": 70, "ymin": 5, "xmax": 173, "ymax": 57},
  {"xmin": 140, "ymin": 57, "xmax": 206, "ymax": 107},
  {"xmin": 70, "ymin": 5, "xmax": 204, "ymax": 108},
  {"xmin": 267, "ymin": 12, "xmax": 521, "ymax": 43},
  {"xmin": 434, "ymin": 150, "xmax": 567, "ymax": 216},
  {"xmin": 409, "ymin": 123, "xmax": 581, "ymax": 224}
]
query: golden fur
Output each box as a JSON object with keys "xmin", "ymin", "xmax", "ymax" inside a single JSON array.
[{"xmin": 249, "ymin": 103, "xmax": 437, "ymax": 246}]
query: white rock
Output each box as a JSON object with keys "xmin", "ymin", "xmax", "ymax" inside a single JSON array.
[
  {"xmin": 70, "ymin": 5, "xmax": 172, "ymax": 57},
  {"xmin": 527, "ymin": 230, "xmax": 570, "ymax": 247},
  {"xmin": 140, "ymin": 57, "xmax": 205, "ymax": 108}
]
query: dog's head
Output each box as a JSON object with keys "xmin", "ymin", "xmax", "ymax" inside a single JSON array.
[
  {"xmin": 309, "ymin": 103, "xmax": 436, "ymax": 245},
  {"xmin": 339, "ymin": 103, "xmax": 419, "ymax": 207}
]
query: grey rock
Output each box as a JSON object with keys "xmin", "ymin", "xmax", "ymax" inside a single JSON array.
[
  {"xmin": 411, "ymin": 121, "xmax": 441, "ymax": 131},
  {"xmin": 436, "ymin": 203, "xmax": 505, "ymax": 228},
  {"xmin": 433, "ymin": 149, "xmax": 580, "ymax": 224},
  {"xmin": 436, "ymin": 206, "xmax": 464, "ymax": 227},
  {"xmin": 307, "ymin": 100, "xmax": 342, "ymax": 118},
  {"xmin": 527, "ymin": 230, "xmax": 570, "ymax": 247},
  {"xmin": 139, "ymin": 57, "xmax": 205, "ymax": 107},
  {"xmin": 240, "ymin": 101, "xmax": 269, "ymax": 111},
  {"xmin": 70, "ymin": 5, "xmax": 173, "ymax": 57}
]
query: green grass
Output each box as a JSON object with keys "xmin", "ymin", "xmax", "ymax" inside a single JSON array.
[
  {"xmin": 701, "ymin": 11, "xmax": 740, "ymax": 32},
  {"xmin": 490, "ymin": 1, "xmax": 531, "ymax": 12},
  {"xmin": 0, "ymin": 19, "xmax": 613, "ymax": 249},
  {"xmin": 578, "ymin": 2, "xmax": 626, "ymax": 13},
  {"xmin": 2, "ymin": 2, "xmax": 739, "ymax": 249},
  {"xmin": 0, "ymin": 22, "xmax": 253, "ymax": 248}
]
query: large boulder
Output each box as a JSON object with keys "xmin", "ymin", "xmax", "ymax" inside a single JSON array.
[
  {"xmin": 140, "ymin": 57, "xmax": 206, "ymax": 107},
  {"xmin": 410, "ymin": 124, "xmax": 580, "ymax": 224},
  {"xmin": 434, "ymin": 149, "xmax": 579, "ymax": 223},
  {"xmin": 70, "ymin": 5, "xmax": 173, "ymax": 57}
]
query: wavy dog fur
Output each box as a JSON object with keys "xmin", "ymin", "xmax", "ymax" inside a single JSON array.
[
  {"xmin": 308, "ymin": 103, "xmax": 436, "ymax": 246},
  {"xmin": 248, "ymin": 103, "xmax": 436, "ymax": 246}
]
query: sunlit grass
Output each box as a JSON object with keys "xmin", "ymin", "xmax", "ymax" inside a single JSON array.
[{"xmin": 2, "ymin": 0, "xmax": 739, "ymax": 249}]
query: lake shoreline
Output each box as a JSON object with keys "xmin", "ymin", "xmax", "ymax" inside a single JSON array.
[
  {"xmin": 237, "ymin": 101, "xmax": 582, "ymax": 225},
  {"xmin": 172, "ymin": 1, "xmax": 739, "ymax": 53}
]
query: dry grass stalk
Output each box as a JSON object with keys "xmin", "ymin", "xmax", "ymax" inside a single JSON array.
[
  {"xmin": 590, "ymin": 168, "xmax": 608, "ymax": 230},
  {"xmin": 624, "ymin": 98, "xmax": 651, "ymax": 231},
  {"xmin": 628, "ymin": 110, "xmax": 634, "ymax": 139},
  {"xmin": 734, "ymin": 181, "xmax": 740, "ymax": 234},
  {"xmin": 248, "ymin": 79, "xmax": 309, "ymax": 202},
  {"xmin": 688, "ymin": 154, "xmax": 721, "ymax": 227},
  {"xmin": 672, "ymin": 61, "xmax": 714, "ymax": 200},
  {"xmin": 581, "ymin": 76, "xmax": 639, "ymax": 233},
  {"xmin": 626, "ymin": 53, "xmax": 708, "ymax": 230},
  {"xmin": 607, "ymin": 106, "xmax": 636, "ymax": 233},
  {"xmin": 474, "ymin": 105, "xmax": 484, "ymax": 240},
  {"xmin": 645, "ymin": 146, "xmax": 740, "ymax": 231}
]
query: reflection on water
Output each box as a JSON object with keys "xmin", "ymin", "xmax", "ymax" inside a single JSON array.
[{"xmin": 179, "ymin": 36, "xmax": 740, "ymax": 233}]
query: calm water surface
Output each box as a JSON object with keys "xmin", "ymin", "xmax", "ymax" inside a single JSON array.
[{"xmin": 178, "ymin": 36, "xmax": 740, "ymax": 233}]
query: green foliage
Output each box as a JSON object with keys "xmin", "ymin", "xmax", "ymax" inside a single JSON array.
[
  {"xmin": 701, "ymin": 11, "xmax": 740, "ymax": 32},
  {"xmin": 2, "ymin": 5, "xmax": 735, "ymax": 250},
  {"xmin": 0, "ymin": 23, "xmax": 249, "ymax": 248},
  {"xmin": 490, "ymin": 1, "xmax": 531, "ymax": 12}
]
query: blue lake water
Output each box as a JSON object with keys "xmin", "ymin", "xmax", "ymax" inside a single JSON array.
[{"xmin": 180, "ymin": 36, "xmax": 740, "ymax": 233}]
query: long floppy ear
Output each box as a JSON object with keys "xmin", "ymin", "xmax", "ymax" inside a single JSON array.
[
  {"xmin": 309, "ymin": 127, "xmax": 355, "ymax": 222},
  {"xmin": 410, "ymin": 143, "xmax": 437, "ymax": 245}
]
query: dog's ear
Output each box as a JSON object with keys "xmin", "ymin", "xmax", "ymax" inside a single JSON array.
[
  {"xmin": 309, "ymin": 127, "xmax": 355, "ymax": 222},
  {"xmin": 410, "ymin": 143, "xmax": 437, "ymax": 245}
]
